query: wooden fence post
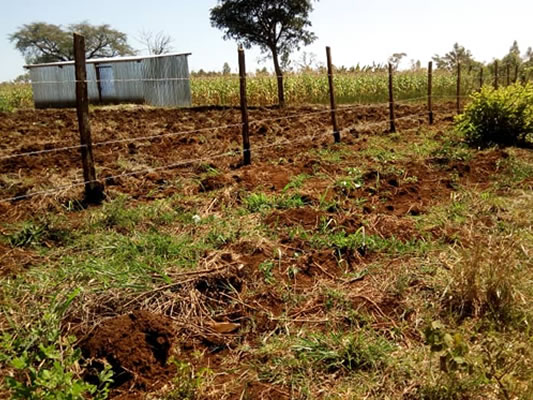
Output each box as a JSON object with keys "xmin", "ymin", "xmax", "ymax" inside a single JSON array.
[
  {"xmin": 326, "ymin": 47, "xmax": 340, "ymax": 143},
  {"xmin": 73, "ymin": 33, "xmax": 104, "ymax": 204},
  {"xmin": 456, "ymin": 62, "xmax": 461, "ymax": 114},
  {"xmin": 494, "ymin": 60, "xmax": 499, "ymax": 90},
  {"xmin": 388, "ymin": 63, "xmax": 396, "ymax": 133},
  {"xmin": 238, "ymin": 47, "xmax": 251, "ymax": 165},
  {"xmin": 428, "ymin": 61, "xmax": 434, "ymax": 125}
]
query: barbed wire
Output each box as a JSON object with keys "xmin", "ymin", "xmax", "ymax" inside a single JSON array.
[
  {"xmin": 24, "ymin": 109, "xmax": 444, "ymax": 262},
  {"xmin": 1, "ymin": 96, "xmax": 453, "ymax": 160},
  {"xmin": 26, "ymin": 69, "xmax": 514, "ymax": 86},
  {"xmin": 0, "ymin": 108, "xmax": 437, "ymax": 204},
  {"xmin": 29, "ymin": 77, "xmax": 191, "ymax": 85}
]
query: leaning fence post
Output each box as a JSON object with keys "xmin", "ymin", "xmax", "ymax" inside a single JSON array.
[
  {"xmin": 238, "ymin": 47, "xmax": 251, "ymax": 165},
  {"xmin": 456, "ymin": 62, "xmax": 461, "ymax": 114},
  {"xmin": 73, "ymin": 33, "xmax": 104, "ymax": 203},
  {"xmin": 388, "ymin": 63, "xmax": 396, "ymax": 133},
  {"xmin": 326, "ymin": 46, "xmax": 340, "ymax": 143},
  {"xmin": 428, "ymin": 61, "xmax": 434, "ymax": 125}
]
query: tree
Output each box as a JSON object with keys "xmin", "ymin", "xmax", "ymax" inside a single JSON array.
[
  {"xmin": 10, "ymin": 22, "xmax": 135, "ymax": 64},
  {"xmin": 210, "ymin": 0, "xmax": 318, "ymax": 107},
  {"xmin": 502, "ymin": 41, "xmax": 522, "ymax": 69},
  {"xmin": 388, "ymin": 52, "xmax": 407, "ymax": 71},
  {"xmin": 432, "ymin": 43, "xmax": 479, "ymax": 71},
  {"xmin": 138, "ymin": 30, "xmax": 174, "ymax": 55},
  {"xmin": 222, "ymin": 62, "xmax": 231, "ymax": 75},
  {"xmin": 296, "ymin": 51, "xmax": 317, "ymax": 73}
]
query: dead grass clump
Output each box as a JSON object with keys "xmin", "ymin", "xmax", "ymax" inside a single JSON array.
[{"xmin": 443, "ymin": 237, "xmax": 525, "ymax": 326}]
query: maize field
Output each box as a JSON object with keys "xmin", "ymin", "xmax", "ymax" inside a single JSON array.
[
  {"xmin": 191, "ymin": 70, "xmax": 483, "ymax": 106},
  {"xmin": 0, "ymin": 70, "xmax": 486, "ymax": 111}
]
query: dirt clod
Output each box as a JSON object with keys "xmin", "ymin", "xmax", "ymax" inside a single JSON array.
[{"xmin": 80, "ymin": 311, "xmax": 175, "ymax": 391}]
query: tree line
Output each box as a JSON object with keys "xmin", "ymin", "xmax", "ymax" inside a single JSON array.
[{"xmin": 8, "ymin": 1, "xmax": 533, "ymax": 105}]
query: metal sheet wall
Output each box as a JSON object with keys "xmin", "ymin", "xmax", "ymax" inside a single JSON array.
[
  {"xmin": 109, "ymin": 61, "xmax": 145, "ymax": 103},
  {"xmin": 143, "ymin": 55, "xmax": 191, "ymax": 107},
  {"xmin": 30, "ymin": 65, "xmax": 99, "ymax": 108},
  {"xmin": 28, "ymin": 54, "xmax": 191, "ymax": 108}
]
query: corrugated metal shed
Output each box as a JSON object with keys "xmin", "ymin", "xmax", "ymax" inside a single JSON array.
[{"xmin": 25, "ymin": 53, "xmax": 192, "ymax": 108}]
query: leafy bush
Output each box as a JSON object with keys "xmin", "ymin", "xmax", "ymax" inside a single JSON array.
[
  {"xmin": 456, "ymin": 83, "xmax": 533, "ymax": 148},
  {"xmin": 0, "ymin": 290, "xmax": 112, "ymax": 399}
]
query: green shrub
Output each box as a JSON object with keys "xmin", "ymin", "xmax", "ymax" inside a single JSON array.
[{"xmin": 456, "ymin": 83, "xmax": 533, "ymax": 148}]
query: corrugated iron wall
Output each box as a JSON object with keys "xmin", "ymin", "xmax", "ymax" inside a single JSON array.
[
  {"xmin": 28, "ymin": 55, "xmax": 191, "ymax": 108},
  {"xmin": 112, "ymin": 61, "xmax": 145, "ymax": 103},
  {"xmin": 30, "ymin": 65, "xmax": 99, "ymax": 108},
  {"xmin": 144, "ymin": 55, "xmax": 191, "ymax": 107}
]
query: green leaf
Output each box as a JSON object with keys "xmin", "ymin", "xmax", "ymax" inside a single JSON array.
[{"xmin": 10, "ymin": 356, "xmax": 28, "ymax": 369}]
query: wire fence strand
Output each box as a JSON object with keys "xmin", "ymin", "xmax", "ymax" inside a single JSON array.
[
  {"xmin": 0, "ymin": 95, "xmax": 457, "ymax": 160},
  {"xmin": 0, "ymin": 106, "xmax": 444, "ymax": 204}
]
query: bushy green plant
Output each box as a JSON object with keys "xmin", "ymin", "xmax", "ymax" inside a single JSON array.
[
  {"xmin": 0, "ymin": 290, "xmax": 113, "ymax": 399},
  {"xmin": 456, "ymin": 83, "xmax": 533, "ymax": 147}
]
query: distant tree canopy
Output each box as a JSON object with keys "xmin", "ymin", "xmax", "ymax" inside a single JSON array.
[
  {"xmin": 210, "ymin": 0, "xmax": 318, "ymax": 106},
  {"xmin": 222, "ymin": 62, "xmax": 231, "ymax": 75},
  {"xmin": 432, "ymin": 43, "xmax": 480, "ymax": 71},
  {"xmin": 10, "ymin": 22, "xmax": 135, "ymax": 64},
  {"xmin": 502, "ymin": 41, "xmax": 522, "ymax": 69}
]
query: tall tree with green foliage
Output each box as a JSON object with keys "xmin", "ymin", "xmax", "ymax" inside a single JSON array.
[
  {"xmin": 10, "ymin": 22, "xmax": 135, "ymax": 64},
  {"xmin": 210, "ymin": 0, "xmax": 318, "ymax": 107},
  {"xmin": 433, "ymin": 43, "xmax": 479, "ymax": 71}
]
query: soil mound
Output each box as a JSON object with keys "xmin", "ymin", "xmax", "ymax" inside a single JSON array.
[{"xmin": 81, "ymin": 311, "xmax": 176, "ymax": 391}]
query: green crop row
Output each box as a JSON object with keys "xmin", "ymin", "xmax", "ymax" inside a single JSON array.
[
  {"xmin": 191, "ymin": 71, "xmax": 487, "ymax": 106},
  {"xmin": 0, "ymin": 83, "xmax": 33, "ymax": 112},
  {"xmin": 0, "ymin": 70, "xmax": 504, "ymax": 111}
]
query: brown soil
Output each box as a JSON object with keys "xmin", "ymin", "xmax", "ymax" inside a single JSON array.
[
  {"xmin": 0, "ymin": 242, "xmax": 42, "ymax": 277},
  {"xmin": 80, "ymin": 311, "xmax": 176, "ymax": 397},
  {"xmin": 265, "ymin": 207, "xmax": 323, "ymax": 229},
  {"xmin": 0, "ymin": 103, "xmax": 456, "ymax": 220},
  {"xmin": 1, "ymin": 102, "xmax": 511, "ymax": 399}
]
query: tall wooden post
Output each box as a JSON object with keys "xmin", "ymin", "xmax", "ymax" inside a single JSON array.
[
  {"xmin": 238, "ymin": 47, "xmax": 251, "ymax": 165},
  {"xmin": 506, "ymin": 64, "xmax": 511, "ymax": 86},
  {"xmin": 494, "ymin": 60, "xmax": 499, "ymax": 90},
  {"xmin": 456, "ymin": 62, "xmax": 461, "ymax": 114},
  {"xmin": 326, "ymin": 47, "xmax": 340, "ymax": 143},
  {"xmin": 388, "ymin": 63, "xmax": 396, "ymax": 133},
  {"xmin": 73, "ymin": 33, "xmax": 104, "ymax": 203},
  {"xmin": 428, "ymin": 61, "xmax": 434, "ymax": 125}
]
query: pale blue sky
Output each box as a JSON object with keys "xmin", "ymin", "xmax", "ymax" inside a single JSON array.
[{"xmin": 1, "ymin": 0, "xmax": 532, "ymax": 81}]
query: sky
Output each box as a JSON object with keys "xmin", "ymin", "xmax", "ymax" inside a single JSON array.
[{"xmin": 1, "ymin": 0, "xmax": 532, "ymax": 82}]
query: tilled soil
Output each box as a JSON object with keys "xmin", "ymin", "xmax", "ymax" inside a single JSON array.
[
  {"xmin": 0, "ymin": 103, "xmax": 455, "ymax": 219},
  {"xmin": 2, "ymin": 102, "xmax": 508, "ymax": 398}
]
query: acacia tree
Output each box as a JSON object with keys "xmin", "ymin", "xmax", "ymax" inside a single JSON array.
[
  {"xmin": 210, "ymin": 0, "xmax": 318, "ymax": 107},
  {"xmin": 10, "ymin": 22, "xmax": 135, "ymax": 63}
]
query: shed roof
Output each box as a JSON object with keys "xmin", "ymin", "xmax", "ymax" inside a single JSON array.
[{"xmin": 24, "ymin": 52, "xmax": 192, "ymax": 69}]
